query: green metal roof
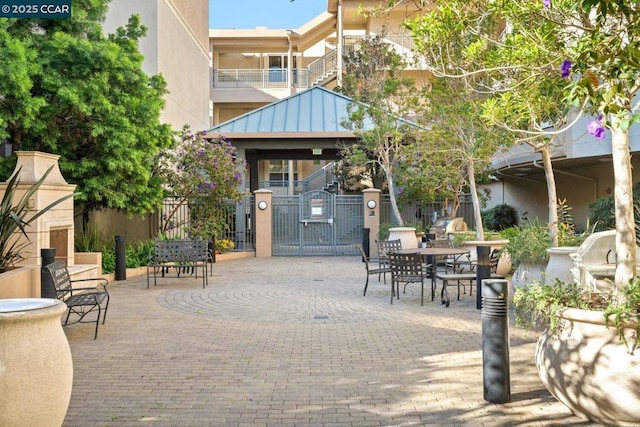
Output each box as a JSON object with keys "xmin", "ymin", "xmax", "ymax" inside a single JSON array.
[{"xmin": 208, "ymin": 86, "xmax": 358, "ymax": 135}]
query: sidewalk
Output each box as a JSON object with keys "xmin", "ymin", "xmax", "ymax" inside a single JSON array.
[{"xmin": 62, "ymin": 256, "xmax": 601, "ymax": 426}]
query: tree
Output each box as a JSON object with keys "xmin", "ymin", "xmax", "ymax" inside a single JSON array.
[
  {"xmin": 407, "ymin": 0, "xmax": 640, "ymax": 292},
  {"xmin": 338, "ymin": 34, "xmax": 425, "ymax": 225},
  {"xmin": 409, "ymin": 76, "xmax": 509, "ymax": 240},
  {"xmin": 0, "ymin": 1, "xmax": 174, "ymax": 218},
  {"xmin": 558, "ymin": 0, "xmax": 640, "ymax": 290},
  {"xmin": 405, "ymin": 0, "xmax": 587, "ymax": 247},
  {"xmin": 156, "ymin": 126, "xmax": 244, "ymax": 241}
]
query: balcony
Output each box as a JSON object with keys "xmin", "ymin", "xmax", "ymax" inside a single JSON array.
[{"xmin": 213, "ymin": 68, "xmax": 310, "ymax": 90}]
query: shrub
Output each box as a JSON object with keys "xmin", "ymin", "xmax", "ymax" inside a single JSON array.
[
  {"xmin": 588, "ymin": 181, "xmax": 640, "ymax": 232},
  {"xmin": 74, "ymin": 226, "xmax": 104, "ymax": 252},
  {"xmin": 481, "ymin": 203, "xmax": 518, "ymax": 231},
  {"xmin": 503, "ymin": 218, "xmax": 551, "ymax": 266}
]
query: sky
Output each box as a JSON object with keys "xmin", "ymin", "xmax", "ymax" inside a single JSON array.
[{"xmin": 210, "ymin": 0, "xmax": 327, "ymax": 30}]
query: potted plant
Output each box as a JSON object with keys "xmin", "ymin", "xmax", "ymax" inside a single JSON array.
[
  {"xmin": 514, "ymin": 277, "xmax": 640, "ymax": 426},
  {"xmin": 503, "ymin": 218, "xmax": 551, "ymax": 287}
]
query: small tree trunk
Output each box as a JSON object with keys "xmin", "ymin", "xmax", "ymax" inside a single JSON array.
[
  {"xmin": 385, "ymin": 168, "xmax": 404, "ymax": 226},
  {"xmin": 539, "ymin": 146, "xmax": 559, "ymax": 247},
  {"xmin": 467, "ymin": 159, "xmax": 484, "ymax": 240},
  {"xmin": 611, "ymin": 124, "xmax": 636, "ymax": 293}
]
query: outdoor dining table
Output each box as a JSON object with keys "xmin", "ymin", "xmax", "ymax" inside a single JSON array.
[{"xmin": 398, "ymin": 247, "xmax": 470, "ymax": 302}]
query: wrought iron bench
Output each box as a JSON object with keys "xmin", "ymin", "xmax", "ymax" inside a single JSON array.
[
  {"xmin": 42, "ymin": 260, "xmax": 110, "ymax": 339},
  {"xmin": 147, "ymin": 240, "xmax": 209, "ymax": 289}
]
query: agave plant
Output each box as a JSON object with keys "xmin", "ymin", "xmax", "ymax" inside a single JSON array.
[{"xmin": 0, "ymin": 166, "xmax": 76, "ymax": 272}]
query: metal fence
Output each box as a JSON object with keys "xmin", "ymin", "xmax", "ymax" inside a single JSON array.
[
  {"xmin": 380, "ymin": 194, "xmax": 475, "ymax": 235},
  {"xmin": 158, "ymin": 196, "xmax": 255, "ymax": 252}
]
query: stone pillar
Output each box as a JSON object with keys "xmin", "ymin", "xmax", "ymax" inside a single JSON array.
[
  {"xmin": 254, "ymin": 189, "xmax": 273, "ymax": 258},
  {"xmin": 363, "ymin": 188, "xmax": 381, "ymax": 257}
]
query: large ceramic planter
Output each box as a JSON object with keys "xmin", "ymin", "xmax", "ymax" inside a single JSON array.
[
  {"xmin": 545, "ymin": 246, "xmax": 579, "ymax": 284},
  {"xmin": 0, "ymin": 298, "xmax": 73, "ymax": 427},
  {"xmin": 511, "ymin": 261, "xmax": 546, "ymax": 288},
  {"xmin": 388, "ymin": 227, "xmax": 418, "ymax": 249},
  {"xmin": 536, "ymin": 307, "xmax": 640, "ymax": 426}
]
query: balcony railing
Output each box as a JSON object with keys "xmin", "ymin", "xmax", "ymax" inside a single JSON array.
[
  {"xmin": 213, "ymin": 34, "xmax": 423, "ymax": 91},
  {"xmin": 213, "ymin": 68, "xmax": 309, "ymax": 89}
]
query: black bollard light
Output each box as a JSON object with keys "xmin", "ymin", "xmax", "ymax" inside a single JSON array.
[
  {"xmin": 115, "ymin": 235, "xmax": 126, "ymax": 281},
  {"xmin": 362, "ymin": 228, "xmax": 370, "ymax": 258},
  {"xmin": 40, "ymin": 248, "xmax": 57, "ymax": 298},
  {"xmin": 481, "ymin": 278, "xmax": 511, "ymax": 403},
  {"xmin": 476, "ymin": 245, "xmax": 491, "ymax": 310}
]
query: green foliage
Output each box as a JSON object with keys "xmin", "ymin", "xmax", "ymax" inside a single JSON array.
[
  {"xmin": 156, "ymin": 126, "xmax": 243, "ymax": 240},
  {"xmin": 0, "ymin": 6, "xmax": 174, "ymax": 216},
  {"xmin": 513, "ymin": 279, "xmax": 593, "ymax": 335},
  {"xmin": 99, "ymin": 238, "xmax": 155, "ymax": 273},
  {"xmin": 604, "ymin": 277, "xmax": 640, "ymax": 353},
  {"xmin": 588, "ymin": 182, "xmax": 640, "ymax": 232},
  {"xmin": 0, "ymin": 166, "xmax": 76, "ymax": 272},
  {"xmin": 377, "ymin": 223, "xmax": 392, "ymax": 240},
  {"xmin": 101, "ymin": 241, "xmax": 115, "ymax": 274},
  {"xmin": 481, "ymin": 204, "xmax": 518, "ymax": 231},
  {"xmin": 514, "ymin": 275, "xmax": 640, "ymax": 353},
  {"xmin": 125, "ymin": 240, "xmax": 155, "ymax": 268},
  {"xmin": 503, "ymin": 218, "xmax": 551, "ymax": 266},
  {"xmin": 74, "ymin": 226, "xmax": 104, "ymax": 253}
]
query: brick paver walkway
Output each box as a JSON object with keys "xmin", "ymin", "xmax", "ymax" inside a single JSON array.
[{"xmin": 62, "ymin": 256, "xmax": 601, "ymax": 426}]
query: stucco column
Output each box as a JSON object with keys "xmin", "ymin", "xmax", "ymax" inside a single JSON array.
[
  {"xmin": 254, "ymin": 189, "xmax": 273, "ymax": 257},
  {"xmin": 362, "ymin": 188, "xmax": 381, "ymax": 257},
  {"xmin": 336, "ymin": 0, "xmax": 343, "ymax": 87}
]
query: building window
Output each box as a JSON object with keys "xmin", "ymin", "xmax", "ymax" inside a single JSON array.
[{"xmin": 269, "ymin": 160, "xmax": 298, "ymax": 184}]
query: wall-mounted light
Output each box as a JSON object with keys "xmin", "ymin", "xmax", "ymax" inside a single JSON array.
[
  {"xmin": 367, "ymin": 200, "xmax": 377, "ymax": 209},
  {"xmin": 258, "ymin": 201, "xmax": 268, "ymax": 210}
]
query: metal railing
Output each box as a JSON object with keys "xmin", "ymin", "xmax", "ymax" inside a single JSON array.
[
  {"xmin": 213, "ymin": 69, "xmax": 309, "ymax": 89},
  {"xmin": 307, "ymin": 48, "xmax": 338, "ymax": 86}
]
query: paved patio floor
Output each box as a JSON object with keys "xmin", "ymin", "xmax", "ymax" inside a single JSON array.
[{"xmin": 62, "ymin": 256, "xmax": 602, "ymax": 426}]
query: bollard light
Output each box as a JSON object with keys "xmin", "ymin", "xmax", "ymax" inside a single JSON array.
[
  {"xmin": 115, "ymin": 235, "xmax": 126, "ymax": 281},
  {"xmin": 482, "ymin": 278, "xmax": 511, "ymax": 404}
]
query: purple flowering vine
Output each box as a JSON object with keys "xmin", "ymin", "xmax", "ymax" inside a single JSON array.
[
  {"xmin": 560, "ymin": 60, "xmax": 571, "ymax": 78},
  {"xmin": 587, "ymin": 115, "xmax": 606, "ymax": 140},
  {"xmin": 542, "ymin": 0, "xmax": 551, "ymax": 8}
]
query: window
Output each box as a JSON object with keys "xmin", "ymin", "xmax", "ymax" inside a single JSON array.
[{"xmin": 269, "ymin": 160, "xmax": 298, "ymax": 183}]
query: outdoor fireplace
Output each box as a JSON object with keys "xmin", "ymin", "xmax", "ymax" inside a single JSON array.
[{"xmin": 1, "ymin": 151, "xmax": 76, "ymax": 266}]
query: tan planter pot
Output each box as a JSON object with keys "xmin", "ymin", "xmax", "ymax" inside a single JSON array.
[
  {"xmin": 0, "ymin": 299, "xmax": 73, "ymax": 427},
  {"xmin": 388, "ymin": 227, "xmax": 417, "ymax": 249},
  {"xmin": 545, "ymin": 246, "xmax": 579, "ymax": 284},
  {"xmin": 536, "ymin": 308, "xmax": 640, "ymax": 426}
]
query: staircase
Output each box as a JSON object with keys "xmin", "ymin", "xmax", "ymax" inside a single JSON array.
[{"xmin": 307, "ymin": 48, "xmax": 338, "ymax": 87}]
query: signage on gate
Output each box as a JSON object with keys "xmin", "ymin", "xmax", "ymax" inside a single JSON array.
[{"xmin": 310, "ymin": 198, "xmax": 325, "ymax": 218}]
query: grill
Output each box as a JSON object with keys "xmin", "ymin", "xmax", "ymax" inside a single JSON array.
[{"xmin": 429, "ymin": 217, "xmax": 467, "ymax": 240}]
